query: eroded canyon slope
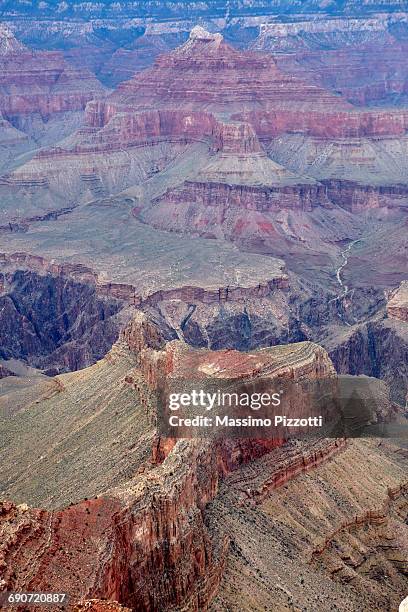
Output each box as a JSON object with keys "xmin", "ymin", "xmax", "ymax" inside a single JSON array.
[
  {"xmin": 1, "ymin": 313, "xmax": 408, "ymax": 612},
  {"xmin": 0, "ymin": 23, "xmax": 106, "ymax": 175},
  {"xmin": 0, "ymin": 5, "xmax": 408, "ymax": 612}
]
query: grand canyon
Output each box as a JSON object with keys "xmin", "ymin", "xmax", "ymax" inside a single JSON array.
[{"xmin": 0, "ymin": 1, "xmax": 407, "ymax": 610}]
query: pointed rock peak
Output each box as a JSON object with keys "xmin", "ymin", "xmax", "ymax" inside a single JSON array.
[
  {"xmin": 189, "ymin": 25, "xmax": 223, "ymax": 43},
  {"xmin": 0, "ymin": 23, "xmax": 26, "ymax": 55},
  {"xmin": 174, "ymin": 24, "xmax": 230, "ymax": 57}
]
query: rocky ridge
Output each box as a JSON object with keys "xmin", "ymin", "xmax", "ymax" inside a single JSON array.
[
  {"xmin": 0, "ymin": 311, "xmax": 345, "ymax": 610},
  {"xmin": 3, "ymin": 25, "xmax": 408, "ymax": 233},
  {"xmin": 1, "ymin": 311, "xmax": 406, "ymax": 610},
  {"xmin": 0, "ymin": 23, "xmax": 105, "ymax": 130},
  {"xmin": 387, "ymin": 281, "xmax": 408, "ymax": 322}
]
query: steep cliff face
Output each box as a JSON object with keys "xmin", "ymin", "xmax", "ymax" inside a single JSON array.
[
  {"xmin": 0, "ymin": 24, "xmax": 105, "ymax": 121},
  {"xmin": 0, "ymin": 310, "xmax": 341, "ymax": 611},
  {"xmin": 3, "ymin": 22, "xmax": 408, "ymax": 232},
  {"xmin": 137, "ymin": 278, "xmax": 309, "ymax": 352},
  {"xmin": 143, "ymin": 179, "xmax": 330, "ymax": 238},
  {"xmin": 328, "ymin": 318, "xmax": 408, "ymax": 405},
  {"xmin": 387, "ymin": 281, "xmax": 408, "ymax": 322},
  {"xmin": 139, "ymin": 119, "xmax": 333, "ymax": 238},
  {"xmin": 0, "ymin": 267, "xmax": 123, "ymax": 374},
  {"xmin": 1, "ymin": 303, "xmax": 407, "ymax": 610}
]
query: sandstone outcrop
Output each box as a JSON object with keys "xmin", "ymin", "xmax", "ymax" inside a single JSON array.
[
  {"xmin": 0, "ymin": 310, "xmax": 347, "ymax": 611},
  {"xmin": 139, "ymin": 119, "xmax": 332, "ymax": 238},
  {"xmin": 0, "ymin": 23, "xmax": 105, "ymax": 123},
  {"xmin": 0, "ymin": 10, "xmax": 408, "ymax": 612},
  {"xmin": 387, "ymin": 281, "xmax": 408, "ymax": 323}
]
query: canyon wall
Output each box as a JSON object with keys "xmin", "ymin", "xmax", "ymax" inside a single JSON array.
[
  {"xmin": 387, "ymin": 281, "xmax": 408, "ymax": 322},
  {"xmin": 0, "ymin": 25, "xmax": 105, "ymax": 122},
  {"xmin": 0, "ymin": 266, "xmax": 123, "ymax": 374}
]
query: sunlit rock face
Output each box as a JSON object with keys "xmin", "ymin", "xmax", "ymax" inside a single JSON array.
[
  {"xmin": 0, "ymin": 9, "xmax": 408, "ymax": 612},
  {"xmin": 388, "ymin": 281, "xmax": 408, "ymax": 323}
]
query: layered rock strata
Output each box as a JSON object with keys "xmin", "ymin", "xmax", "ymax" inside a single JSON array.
[
  {"xmin": 387, "ymin": 281, "xmax": 408, "ymax": 322},
  {"xmin": 103, "ymin": 26, "xmax": 352, "ymax": 116},
  {"xmin": 0, "ymin": 24, "xmax": 105, "ymax": 121},
  {"xmin": 209, "ymin": 439, "xmax": 408, "ymax": 611},
  {"xmin": 140, "ymin": 120, "xmax": 331, "ymax": 237},
  {"xmin": 0, "ymin": 264, "xmax": 124, "ymax": 374},
  {"xmin": 0, "ymin": 311, "xmax": 342, "ymax": 611}
]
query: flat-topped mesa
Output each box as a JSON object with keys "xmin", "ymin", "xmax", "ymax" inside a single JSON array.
[
  {"xmin": 166, "ymin": 338, "xmax": 336, "ymax": 382},
  {"xmin": 387, "ymin": 281, "xmax": 408, "ymax": 323},
  {"xmin": 120, "ymin": 309, "xmax": 335, "ymax": 391}
]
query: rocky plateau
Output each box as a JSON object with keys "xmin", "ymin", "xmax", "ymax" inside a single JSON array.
[{"xmin": 0, "ymin": 5, "xmax": 408, "ymax": 611}]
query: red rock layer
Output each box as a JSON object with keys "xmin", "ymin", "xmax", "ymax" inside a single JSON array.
[
  {"xmin": 222, "ymin": 438, "xmax": 347, "ymax": 503},
  {"xmin": 83, "ymin": 28, "xmax": 408, "ymax": 148},
  {"xmin": 237, "ymin": 108, "xmax": 408, "ymax": 139},
  {"xmin": 0, "ymin": 27, "xmax": 105, "ymax": 119},
  {"xmin": 105, "ymin": 26, "xmax": 351, "ymax": 115},
  {"xmin": 211, "ymin": 120, "xmax": 262, "ymax": 154},
  {"xmin": 0, "ymin": 451, "xmax": 226, "ymax": 612},
  {"xmin": 324, "ymin": 179, "xmax": 408, "ymax": 212},
  {"xmin": 150, "ymin": 179, "xmax": 329, "ymax": 218},
  {"xmin": 0, "ymin": 310, "xmax": 348, "ymax": 611},
  {"xmin": 311, "ymin": 481, "xmax": 408, "ymax": 559},
  {"xmin": 387, "ymin": 282, "xmax": 408, "ymax": 323}
]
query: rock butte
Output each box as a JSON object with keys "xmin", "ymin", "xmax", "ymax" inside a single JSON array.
[
  {"xmin": 0, "ymin": 24, "xmax": 105, "ymax": 120},
  {"xmin": 1, "ymin": 312, "xmax": 407, "ymax": 611},
  {"xmin": 0, "ymin": 12, "xmax": 408, "ymax": 612},
  {"xmin": 1, "ymin": 23, "xmax": 407, "ymax": 240}
]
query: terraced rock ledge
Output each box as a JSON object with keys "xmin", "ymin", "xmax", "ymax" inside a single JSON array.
[{"xmin": 1, "ymin": 312, "xmax": 408, "ymax": 611}]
